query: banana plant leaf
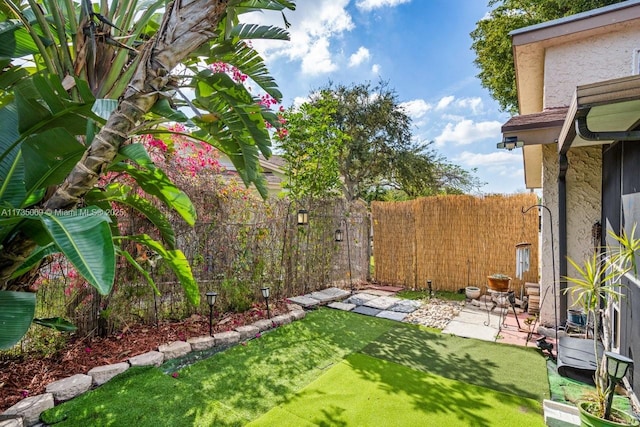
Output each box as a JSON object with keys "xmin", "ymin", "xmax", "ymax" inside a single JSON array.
[{"xmin": 0, "ymin": 290, "xmax": 36, "ymax": 350}]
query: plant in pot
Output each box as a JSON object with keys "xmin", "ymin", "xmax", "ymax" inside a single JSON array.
[
  {"xmin": 487, "ymin": 273, "xmax": 511, "ymax": 292},
  {"xmin": 565, "ymin": 227, "xmax": 640, "ymax": 426}
]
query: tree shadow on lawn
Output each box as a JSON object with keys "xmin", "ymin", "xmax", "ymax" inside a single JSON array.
[
  {"xmin": 360, "ymin": 324, "xmax": 550, "ymax": 402},
  {"xmin": 255, "ymin": 353, "xmax": 543, "ymax": 427}
]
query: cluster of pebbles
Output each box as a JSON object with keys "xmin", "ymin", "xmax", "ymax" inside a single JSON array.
[{"xmin": 403, "ymin": 297, "xmax": 466, "ymax": 329}]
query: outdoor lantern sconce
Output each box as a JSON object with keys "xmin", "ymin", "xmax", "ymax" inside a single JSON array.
[
  {"xmin": 604, "ymin": 351, "xmax": 634, "ymax": 419},
  {"xmin": 497, "ymin": 136, "xmax": 524, "ymax": 151},
  {"xmin": 297, "ymin": 209, "xmax": 308, "ymax": 226},
  {"xmin": 261, "ymin": 287, "xmax": 271, "ymax": 318},
  {"xmin": 206, "ymin": 291, "xmax": 217, "ymax": 336},
  {"xmin": 334, "ymin": 228, "xmax": 344, "ymax": 242}
]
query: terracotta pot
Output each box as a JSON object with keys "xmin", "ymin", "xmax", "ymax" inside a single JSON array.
[
  {"xmin": 578, "ymin": 401, "xmax": 639, "ymax": 427},
  {"xmin": 487, "ymin": 276, "xmax": 511, "ymax": 292}
]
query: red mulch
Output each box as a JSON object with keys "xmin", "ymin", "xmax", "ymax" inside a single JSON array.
[{"xmin": 0, "ymin": 301, "xmax": 289, "ymax": 412}]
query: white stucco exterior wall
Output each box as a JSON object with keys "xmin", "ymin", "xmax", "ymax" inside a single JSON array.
[
  {"xmin": 540, "ymin": 145, "xmax": 602, "ymax": 326},
  {"xmin": 543, "ymin": 22, "xmax": 640, "ymax": 108}
]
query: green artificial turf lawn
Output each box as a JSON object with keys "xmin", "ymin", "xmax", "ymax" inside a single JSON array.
[
  {"xmin": 248, "ymin": 353, "xmax": 545, "ymax": 427},
  {"xmin": 40, "ymin": 308, "xmax": 549, "ymax": 426}
]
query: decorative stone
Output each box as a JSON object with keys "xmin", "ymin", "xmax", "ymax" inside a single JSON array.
[
  {"xmin": 376, "ymin": 310, "xmax": 408, "ymax": 321},
  {"xmin": 213, "ymin": 331, "xmax": 241, "ymax": 346},
  {"xmin": 363, "ymin": 296, "xmax": 401, "ymax": 310},
  {"xmin": 88, "ymin": 362, "xmax": 129, "ymax": 386},
  {"xmin": 286, "ymin": 295, "xmax": 320, "ymax": 308},
  {"xmin": 235, "ymin": 325, "xmax": 259, "ymax": 340},
  {"xmin": 388, "ymin": 299, "xmax": 422, "ymax": 313},
  {"xmin": 270, "ymin": 314, "xmax": 292, "ymax": 326},
  {"xmin": 129, "ymin": 351, "xmax": 164, "ymax": 367},
  {"xmin": 327, "ymin": 301, "xmax": 356, "ymax": 311},
  {"xmin": 0, "ymin": 415, "xmax": 23, "ymax": 427},
  {"xmin": 309, "ymin": 288, "xmax": 349, "ymax": 303},
  {"xmin": 158, "ymin": 341, "xmax": 191, "ymax": 361},
  {"xmin": 252, "ymin": 319, "xmax": 274, "ymax": 332},
  {"xmin": 352, "ymin": 306, "xmax": 382, "ymax": 317},
  {"xmin": 286, "ymin": 303, "xmax": 304, "ymax": 312},
  {"xmin": 187, "ymin": 336, "xmax": 215, "ymax": 351},
  {"xmin": 45, "ymin": 374, "xmax": 92, "ymax": 402},
  {"xmin": 320, "ymin": 287, "xmax": 351, "ymax": 299},
  {"xmin": 344, "ymin": 293, "xmax": 378, "ymax": 306},
  {"xmin": 289, "ymin": 310, "xmax": 306, "ymax": 320},
  {"xmin": 2, "ymin": 394, "xmax": 53, "ymax": 426}
]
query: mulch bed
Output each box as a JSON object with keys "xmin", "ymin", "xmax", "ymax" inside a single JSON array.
[{"xmin": 0, "ymin": 301, "xmax": 289, "ymax": 412}]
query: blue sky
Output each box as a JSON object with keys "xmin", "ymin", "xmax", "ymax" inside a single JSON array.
[{"xmin": 244, "ymin": 0, "xmax": 526, "ymax": 194}]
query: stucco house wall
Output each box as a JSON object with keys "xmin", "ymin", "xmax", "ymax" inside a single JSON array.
[{"xmin": 543, "ymin": 21, "xmax": 640, "ymax": 108}]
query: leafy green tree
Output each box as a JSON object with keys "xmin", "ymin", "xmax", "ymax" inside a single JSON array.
[
  {"xmin": 0, "ymin": 0, "xmax": 295, "ymax": 348},
  {"xmin": 278, "ymin": 81, "xmax": 479, "ymax": 201},
  {"xmin": 470, "ymin": 0, "xmax": 624, "ymax": 113}
]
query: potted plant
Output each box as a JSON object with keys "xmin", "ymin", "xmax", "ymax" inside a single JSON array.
[
  {"xmin": 565, "ymin": 227, "xmax": 640, "ymax": 426},
  {"xmin": 487, "ymin": 273, "xmax": 511, "ymax": 292}
]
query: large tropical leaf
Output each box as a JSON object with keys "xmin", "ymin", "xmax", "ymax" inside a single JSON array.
[
  {"xmin": 117, "ymin": 247, "xmax": 161, "ymax": 296},
  {"xmin": 0, "ymin": 290, "xmax": 36, "ymax": 350},
  {"xmin": 9, "ymin": 243, "xmax": 59, "ymax": 279},
  {"xmin": 0, "ymin": 20, "xmax": 43, "ymax": 60},
  {"xmin": 33, "ymin": 317, "xmax": 77, "ymax": 332},
  {"xmin": 39, "ymin": 207, "xmax": 115, "ymax": 295},
  {"xmin": 86, "ymin": 183, "xmax": 176, "ymax": 249},
  {"xmin": 116, "ymin": 235, "xmax": 199, "ymax": 305},
  {"xmin": 109, "ymin": 163, "xmax": 197, "ymax": 226}
]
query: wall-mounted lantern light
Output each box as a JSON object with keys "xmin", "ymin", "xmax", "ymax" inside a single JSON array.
[{"xmin": 297, "ymin": 209, "xmax": 308, "ymax": 226}]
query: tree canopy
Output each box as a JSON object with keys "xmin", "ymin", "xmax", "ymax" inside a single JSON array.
[
  {"xmin": 278, "ymin": 81, "xmax": 481, "ymax": 202},
  {"xmin": 470, "ymin": 0, "xmax": 624, "ymax": 113},
  {"xmin": 0, "ymin": 0, "xmax": 295, "ymax": 349}
]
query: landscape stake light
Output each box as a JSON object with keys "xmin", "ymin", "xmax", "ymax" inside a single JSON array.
[
  {"xmin": 261, "ymin": 287, "xmax": 271, "ymax": 318},
  {"xmin": 297, "ymin": 209, "xmax": 308, "ymax": 226},
  {"xmin": 334, "ymin": 228, "xmax": 343, "ymax": 242},
  {"xmin": 336, "ymin": 218, "xmax": 353, "ymax": 294},
  {"xmin": 206, "ymin": 291, "xmax": 217, "ymax": 336},
  {"xmin": 604, "ymin": 351, "xmax": 634, "ymax": 419}
]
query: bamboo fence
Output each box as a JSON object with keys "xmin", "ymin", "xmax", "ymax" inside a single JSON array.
[{"xmin": 372, "ymin": 193, "xmax": 539, "ymax": 296}]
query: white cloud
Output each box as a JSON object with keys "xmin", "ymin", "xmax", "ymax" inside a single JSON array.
[
  {"xmin": 399, "ymin": 99, "xmax": 432, "ymax": 119},
  {"xmin": 293, "ymin": 96, "xmax": 309, "ymax": 108},
  {"xmin": 456, "ymin": 97, "xmax": 483, "ymax": 114},
  {"xmin": 349, "ymin": 47, "xmax": 371, "ymax": 67},
  {"xmin": 356, "ymin": 0, "xmax": 412, "ymax": 12},
  {"xmin": 454, "ymin": 150, "xmax": 521, "ymax": 168},
  {"xmin": 435, "ymin": 95, "xmax": 455, "ymax": 110},
  {"xmin": 241, "ymin": 1, "xmax": 354, "ymax": 76},
  {"xmin": 301, "ymin": 38, "xmax": 337, "ymax": 75},
  {"xmin": 434, "ymin": 119, "xmax": 502, "ymax": 146},
  {"xmin": 371, "ymin": 64, "xmax": 381, "ymax": 74}
]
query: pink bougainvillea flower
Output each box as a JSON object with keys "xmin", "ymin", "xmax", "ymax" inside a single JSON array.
[
  {"xmin": 85, "ymin": 347, "xmax": 92, "ymax": 353},
  {"xmin": 255, "ymin": 333, "xmax": 261, "ymax": 339},
  {"xmin": 20, "ymin": 390, "xmax": 29, "ymax": 398},
  {"xmin": 171, "ymin": 372, "xmax": 179, "ymax": 379}
]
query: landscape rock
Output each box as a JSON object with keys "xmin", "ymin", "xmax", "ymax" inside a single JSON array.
[
  {"xmin": 129, "ymin": 351, "xmax": 164, "ymax": 367},
  {"xmin": 0, "ymin": 415, "xmax": 23, "ymax": 427},
  {"xmin": 2, "ymin": 394, "xmax": 53, "ymax": 426},
  {"xmin": 45, "ymin": 374, "xmax": 92, "ymax": 402},
  {"xmin": 88, "ymin": 362, "xmax": 129, "ymax": 386},
  {"xmin": 158, "ymin": 341, "xmax": 191, "ymax": 361},
  {"xmin": 213, "ymin": 331, "xmax": 240, "ymax": 346},
  {"xmin": 187, "ymin": 336, "xmax": 215, "ymax": 351},
  {"xmin": 289, "ymin": 310, "xmax": 306, "ymax": 320},
  {"xmin": 286, "ymin": 295, "xmax": 320, "ymax": 308},
  {"xmin": 252, "ymin": 319, "xmax": 274, "ymax": 332},
  {"xmin": 235, "ymin": 325, "xmax": 259, "ymax": 340},
  {"xmin": 270, "ymin": 313, "xmax": 292, "ymax": 326}
]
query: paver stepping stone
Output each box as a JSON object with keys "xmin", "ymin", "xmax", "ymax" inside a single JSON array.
[
  {"xmin": 352, "ymin": 306, "xmax": 382, "ymax": 317},
  {"xmin": 287, "ymin": 295, "xmax": 320, "ymax": 308},
  {"xmin": 442, "ymin": 320, "xmax": 497, "ymax": 341},
  {"xmin": 327, "ymin": 301, "xmax": 356, "ymax": 311},
  {"xmin": 308, "ymin": 291, "xmax": 338, "ymax": 303},
  {"xmin": 88, "ymin": 362, "xmax": 129, "ymax": 386},
  {"xmin": 360, "ymin": 289, "xmax": 394, "ymax": 297},
  {"xmin": 376, "ymin": 310, "xmax": 408, "ymax": 321},
  {"xmin": 318, "ymin": 287, "xmax": 351, "ymax": 299},
  {"xmin": 363, "ymin": 296, "xmax": 401, "ymax": 310},
  {"xmin": 388, "ymin": 299, "xmax": 422, "ymax": 313},
  {"xmin": 344, "ymin": 293, "xmax": 378, "ymax": 306},
  {"xmin": 3, "ymin": 393, "xmax": 54, "ymax": 426}
]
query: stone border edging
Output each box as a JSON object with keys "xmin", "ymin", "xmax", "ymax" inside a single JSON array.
[{"xmin": 0, "ymin": 305, "xmax": 306, "ymax": 427}]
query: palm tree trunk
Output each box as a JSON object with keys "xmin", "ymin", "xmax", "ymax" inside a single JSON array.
[{"xmin": 2, "ymin": 0, "xmax": 230, "ymax": 289}]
